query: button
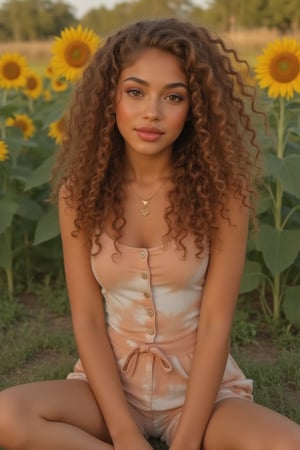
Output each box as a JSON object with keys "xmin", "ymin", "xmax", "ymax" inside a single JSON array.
[
  {"xmin": 140, "ymin": 250, "xmax": 147, "ymax": 259},
  {"xmin": 141, "ymin": 272, "xmax": 148, "ymax": 280},
  {"xmin": 147, "ymin": 308, "xmax": 154, "ymax": 317},
  {"xmin": 147, "ymin": 328, "xmax": 154, "ymax": 335},
  {"xmin": 144, "ymin": 292, "xmax": 151, "ymax": 298}
]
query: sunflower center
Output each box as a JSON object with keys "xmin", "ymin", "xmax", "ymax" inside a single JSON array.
[
  {"xmin": 47, "ymin": 65, "xmax": 54, "ymax": 76},
  {"xmin": 3, "ymin": 61, "xmax": 21, "ymax": 80},
  {"xmin": 269, "ymin": 52, "xmax": 300, "ymax": 83},
  {"xmin": 56, "ymin": 79, "xmax": 65, "ymax": 87},
  {"xmin": 15, "ymin": 119, "xmax": 28, "ymax": 132},
  {"xmin": 26, "ymin": 76, "xmax": 37, "ymax": 90},
  {"xmin": 65, "ymin": 41, "xmax": 91, "ymax": 68}
]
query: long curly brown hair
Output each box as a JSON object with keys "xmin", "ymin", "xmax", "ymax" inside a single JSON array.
[{"xmin": 52, "ymin": 18, "xmax": 262, "ymax": 257}]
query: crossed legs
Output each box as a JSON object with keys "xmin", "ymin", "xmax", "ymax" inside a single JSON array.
[{"xmin": 1, "ymin": 380, "xmax": 300, "ymax": 450}]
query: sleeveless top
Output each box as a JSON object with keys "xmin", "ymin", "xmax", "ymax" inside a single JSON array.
[{"xmin": 67, "ymin": 232, "xmax": 253, "ymax": 410}]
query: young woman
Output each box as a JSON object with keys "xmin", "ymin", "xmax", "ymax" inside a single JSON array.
[{"xmin": 0, "ymin": 18, "xmax": 299, "ymax": 450}]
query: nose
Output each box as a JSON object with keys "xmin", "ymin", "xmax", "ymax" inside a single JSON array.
[{"xmin": 143, "ymin": 97, "xmax": 162, "ymax": 121}]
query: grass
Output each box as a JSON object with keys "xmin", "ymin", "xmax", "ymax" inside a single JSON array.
[{"xmin": 0, "ymin": 286, "xmax": 299, "ymax": 450}]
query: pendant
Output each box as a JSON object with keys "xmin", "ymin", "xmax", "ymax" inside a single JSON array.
[{"xmin": 141, "ymin": 200, "xmax": 150, "ymax": 216}]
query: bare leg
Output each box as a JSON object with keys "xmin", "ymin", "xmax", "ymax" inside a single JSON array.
[
  {"xmin": 202, "ymin": 398, "xmax": 300, "ymax": 450},
  {"xmin": 0, "ymin": 379, "xmax": 113, "ymax": 450}
]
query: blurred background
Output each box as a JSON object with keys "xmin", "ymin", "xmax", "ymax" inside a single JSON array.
[{"xmin": 0, "ymin": 0, "xmax": 299, "ymax": 69}]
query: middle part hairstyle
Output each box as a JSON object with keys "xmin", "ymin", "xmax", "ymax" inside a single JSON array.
[{"xmin": 55, "ymin": 18, "xmax": 261, "ymax": 257}]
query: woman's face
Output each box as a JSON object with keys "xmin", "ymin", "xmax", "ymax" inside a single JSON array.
[{"xmin": 115, "ymin": 48, "xmax": 190, "ymax": 160}]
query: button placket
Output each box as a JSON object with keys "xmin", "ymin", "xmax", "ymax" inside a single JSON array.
[{"xmin": 139, "ymin": 249, "xmax": 156, "ymax": 343}]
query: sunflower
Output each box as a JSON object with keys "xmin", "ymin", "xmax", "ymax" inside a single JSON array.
[
  {"xmin": 51, "ymin": 76, "xmax": 68, "ymax": 92},
  {"xmin": 50, "ymin": 24, "xmax": 101, "ymax": 82},
  {"xmin": 48, "ymin": 116, "xmax": 65, "ymax": 144},
  {"xmin": 0, "ymin": 140, "xmax": 9, "ymax": 162},
  {"xmin": 23, "ymin": 70, "xmax": 43, "ymax": 99},
  {"xmin": 45, "ymin": 63, "xmax": 55, "ymax": 78},
  {"xmin": 255, "ymin": 37, "xmax": 300, "ymax": 99},
  {"xmin": 6, "ymin": 114, "xmax": 35, "ymax": 140},
  {"xmin": 0, "ymin": 52, "xmax": 28, "ymax": 89}
]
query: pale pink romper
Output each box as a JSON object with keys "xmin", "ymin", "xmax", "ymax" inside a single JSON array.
[{"xmin": 67, "ymin": 232, "xmax": 253, "ymax": 445}]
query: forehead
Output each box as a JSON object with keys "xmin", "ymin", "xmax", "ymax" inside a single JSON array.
[{"xmin": 119, "ymin": 48, "xmax": 187, "ymax": 82}]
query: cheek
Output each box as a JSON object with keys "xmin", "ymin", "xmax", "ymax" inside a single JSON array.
[
  {"xmin": 115, "ymin": 103, "xmax": 129, "ymax": 132},
  {"xmin": 171, "ymin": 108, "xmax": 189, "ymax": 131},
  {"xmin": 115, "ymin": 97, "xmax": 135, "ymax": 124}
]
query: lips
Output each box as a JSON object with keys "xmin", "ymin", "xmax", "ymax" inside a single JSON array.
[{"xmin": 135, "ymin": 127, "xmax": 164, "ymax": 142}]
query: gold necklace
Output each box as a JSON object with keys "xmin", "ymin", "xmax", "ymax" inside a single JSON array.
[{"xmin": 133, "ymin": 182, "xmax": 164, "ymax": 217}]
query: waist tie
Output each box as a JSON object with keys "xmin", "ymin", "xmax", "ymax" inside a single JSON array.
[{"xmin": 121, "ymin": 344, "xmax": 173, "ymax": 375}]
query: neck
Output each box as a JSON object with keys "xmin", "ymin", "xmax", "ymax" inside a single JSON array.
[{"xmin": 123, "ymin": 150, "xmax": 172, "ymax": 185}]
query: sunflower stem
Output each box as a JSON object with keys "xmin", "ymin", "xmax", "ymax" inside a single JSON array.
[
  {"xmin": 2, "ymin": 89, "xmax": 7, "ymax": 107},
  {"xmin": 4, "ymin": 221, "xmax": 14, "ymax": 298},
  {"xmin": 1, "ymin": 90, "xmax": 7, "ymax": 139},
  {"xmin": 28, "ymin": 97, "xmax": 33, "ymax": 113},
  {"xmin": 273, "ymin": 97, "xmax": 285, "ymax": 320}
]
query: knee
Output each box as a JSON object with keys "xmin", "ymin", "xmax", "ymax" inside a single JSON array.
[
  {"xmin": 243, "ymin": 426, "xmax": 300, "ymax": 450},
  {"xmin": 259, "ymin": 429, "xmax": 300, "ymax": 450},
  {"xmin": 275, "ymin": 433, "xmax": 300, "ymax": 450},
  {"xmin": 0, "ymin": 387, "xmax": 31, "ymax": 448}
]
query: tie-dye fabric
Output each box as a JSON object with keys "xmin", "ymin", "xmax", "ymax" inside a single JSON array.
[{"xmin": 67, "ymin": 232, "xmax": 253, "ymax": 444}]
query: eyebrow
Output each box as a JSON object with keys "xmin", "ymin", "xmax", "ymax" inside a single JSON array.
[{"xmin": 123, "ymin": 76, "xmax": 188, "ymax": 90}]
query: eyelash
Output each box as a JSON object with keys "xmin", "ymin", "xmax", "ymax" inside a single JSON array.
[
  {"xmin": 125, "ymin": 89, "xmax": 184, "ymax": 103},
  {"xmin": 166, "ymin": 94, "xmax": 184, "ymax": 103},
  {"xmin": 126, "ymin": 88, "xmax": 142, "ymax": 97}
]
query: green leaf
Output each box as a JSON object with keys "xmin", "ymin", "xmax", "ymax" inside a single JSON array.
[
  {"xmin": 33, "ymin": 207, "xmax": 60, "ymax": 245},
  {"xmin": 0, "ymin": 104, "xmax": 19, "ymax": 118},
  {"xmin": 16, "ymin": 198, "xmax": 43, "ymax": 221},
  {"xmin": 263, "ymin": 154, "xmax": 300, "ymax": 198},
  {"xmin": 0, "ymin": 232, "xmax": 12, "ymax": 270},
  {"xmin": 10, "ymin": 166, "xmax": 33, "ymax": 183},
  {"xmin": 285, "ymin": 140, "xmax": 300, "ymax": 155},
  {"xmin": 240, "ymin": 260, "xmax": 263, "ymax": 294},
  {"xmin": 5, "ymin": 135, "xmax": 37, "ymax": 149},
  {"xmin": 257, "ymin": 191, "xmax": 272, "ymax": 214},
  {"xmin": 286, "ymin": 101, "xmax": 300, "ymax": 111},
  {"xmin": 282, "ymin": 286, "xmax": 300, "ymax": 328},
  {"xmin": 263, "ymin": 153, "xmax": 279, "ymax": 176},
  {"xmin": 0, "ymin": 199, "xmax": 19, "ymax": 233},
  {"xmin": 24, "ymin": 155, "xmax": 55, "ymax": 191},
  {"xmin": 41, "ymin": 99, "xmax": 67, "ymax": 128},
  {"xmin": 289, "ymin": 127, "xmax": 300, "ymax": 136},
  {"xmin": 256, "ymin": 225, "xmax": 300, "ymax": 275}
]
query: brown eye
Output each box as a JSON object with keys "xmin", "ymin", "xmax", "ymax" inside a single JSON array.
[
  {"xmin": 126, "ymin": 88, "xmax": 143, "ymax": 97},
  {"xmin": 166, "ymin": 94, "xmax": 183, "ymax": 103}
]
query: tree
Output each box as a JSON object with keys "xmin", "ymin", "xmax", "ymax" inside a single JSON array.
[
  {"xmin": 82, "ymin": 0, "xmax": 200, "ymax": 36},
  {"xmin": 0, "ymin": 0, "xmax": 77, "ymax": 41},
  {"xmin": 262, "ymin": 0, "xmax": 300, "ymax": 34},
  {"xmin": 204, "ymin": 0, "xmax": 300, "ymax": 32}
]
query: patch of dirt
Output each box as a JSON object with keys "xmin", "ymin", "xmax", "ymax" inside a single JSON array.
[{"xmin": 239, "ymin": 338, "xmax": 280, "ymax": 362}]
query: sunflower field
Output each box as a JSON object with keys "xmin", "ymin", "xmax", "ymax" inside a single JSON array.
[{"xmin": 0, "ymin": 25, "xmax": 300, "ymax": 329}]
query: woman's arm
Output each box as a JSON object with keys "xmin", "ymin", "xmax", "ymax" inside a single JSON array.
[
  {"xmin": 170, "ymin": 193, "xmax": 250, "ymax": 450},
  {"xmin": 58, "ymin": 187, "xmax": 150, "ymax": 448}
]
